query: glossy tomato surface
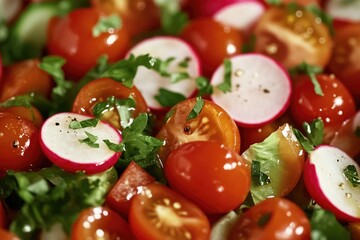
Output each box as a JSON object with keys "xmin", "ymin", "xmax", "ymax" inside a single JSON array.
[
  {"xmin": 0, "ymin": 229, "xmax": 20, "ymax": 240},
  {"xmin": 156, "ymin": 98, "xmax": 241, "ymax": 163},
  {"xmin": 228, "ymin": 197, "xmax": 311, "ymax": 240},
  {"xmin": 47, "ymin": 8, "xmax": 130, "ymax": 80},
  {"xmin": 165, "ymin": 141, "xmax": 251, "ymax": 214},
  {"xmin": 0, "ymin": 105, "xmax": 44, "ymax": 127},
  {"xmin": 129, "ymin": 183, "xmax": 210, "ymax": 240},
  {"xmin": 181, "ymin": 18, "xmax": 242, "ymax": 77},
  {"xmin": 0, "ymin": 112, "xmax": 45, "ymax": 171},
  {"xmin": 253, "ymin": 5, "xmax": 332, "ymax": 69},
  {"xmin": 71, "ymin": 206, "xmax": 135, "ymax": 240}
]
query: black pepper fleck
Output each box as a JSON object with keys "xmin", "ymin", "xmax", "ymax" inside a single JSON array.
[
  {"xmin": 12, "ymin": 140, "xmax": 20, "ymax": 148},
  {"xmin": 263, "ymin": 89, "xmax": 270, "ymax": 94},
  {"xmin": 55, "ymin": 122, "xmax": 60, "ymax": 126}
]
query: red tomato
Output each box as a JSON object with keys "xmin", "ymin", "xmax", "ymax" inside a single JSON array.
[
  {"xmin": 156, "ymin": 98, "xmax": 241, "ymax": 163},
  {"xmin": 181, "ymin": 18, "xmax": 242, "ymax": 77},
  {"xmin": 0, "ymin": 106, "xmax": 44, "ymax": 128},
  {"xmin": 71, "ymin": 206, "xmax": 135, "ymax": 240},
  {"xmin": 128, "ymin": 183, "xmax": 210, "ymax": 240},
  {"xmin": 0, "ymin": 112, "xmax": 45, "ymax": 171},
  {"xmin": 228, "ymin": 198, "xmax": 311, "ymax": 240},
  {"xmin": 165, "ymin": 141, "xmax": 251, "ymax": 214},
  {"xmin": 0, "ymin": 59, "xmax": 52, "ymax": 102},
  {"xmin": 0, "ymin": 229, "xmax": 20, "ymax": 240},
  {"xmin": 290, "ymin": 74, "xmax": 356, "ymax": 128},
  {"xmin": 328, "ymin": 23, "xmax": 360, "ymax": 98},
  {"xmin": 72, "ymin": 77, "xmax": 148, "ymax": 130},
  {"xmin": 91, "ymin": 0, "xmax": 160, "ymax": 37},
  {"xmin": 240, "ymin": 122, "xmax": 278, "ymax": 153},
  {"xmin": 253, "ymin": 5, "xmax": 332, "ymax": 69},
  {"xmin": 106, "ymin": 161, "xmax": 155, "ymax": 217},
  {"xmin": 47, "ymin": 8, "xmax": 130, "ymax": 80}
]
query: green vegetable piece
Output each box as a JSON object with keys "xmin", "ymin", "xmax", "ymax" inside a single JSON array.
[
  {"xmin": 92, "ymin": 14, "xmax": 122, "ymax": 37},
  {"xmin": 343, "ymin": 165, "xmax": 360, "ymax": 187},
  {"xmin": 217, "ymin": 58, "xmax": 232, "ymax": 93},
  {"xmin": 164, "ymin": 108, "xmax": 175, "ymax": 123},
  {"xmin": 292, "ymin": 128, "xmax": 315, "ymax": 153},
  {"xmin": 186, "ymin": 97, "xmax": 204, "ymax": 121},
  {"xmin": 242, "ymin": 35, "xmax": 257, "ymax": 53},
  {"xmin": 251, "ymin": 160, "xmax": 271, "ymax": 186},
  {"xmin": 155, "ymin": 0, "xmax": 189, "ymax": 35},
  {"xmin": 178, "ymin": 57, "xmax": 191, "ymax": 68},
  {"xmin": 154, "ymin": 88, "xmax": 187, "ymax": 107},
  {"xmin": 257, "ymin": 212, "xmax": 272, "ymax": 227},
  {"xmin": 196, "ymin": 76, "xmax": 213, "ymax": 97},
  {"xmin": 103, "ymin": 139, "xmax": 124, "ymax": 152},
  {"xmin": 289, "ymin": 62, "xmax": 324, "ymax": 96},
  {"xmin": 69, "ymin": 118, "xmax": 99, "ymax": 129},
  {"xmin": 303, "ymin": 118, "xmax": 324, "ymax": 146},
  {"xmin": 79, "ymin": 131, "xmax": 99, "ymax": 148}
]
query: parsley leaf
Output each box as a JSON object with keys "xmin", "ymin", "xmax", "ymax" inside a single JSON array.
[
  {"xmin": 164, "ymin": 108, "xmax": 175, "ymax": 123},
  {"xmin": 103, "ymin": 139, "xmax": 124, "ymax": 152},
  {"xmin": 79, "ymin": 131, "xmax": 99, "ymax": 148},
  {"xmin": 155, "ymin": 0, "xmax": 189, "ymax": 35},
  {"xmin": 251, "ymin": 160, "xmax": 271, "ymax": 186},
  {"xmin": 154, "ymin": 88, "xmax": 187, "ymax": 107},
  {"xmin": 69, "ymin": 118, "xmax": 99, "ymax": 129},
  {"xmin": 292, "ymin": 118, "xmax": 324, "ymax": 153},
  {"xmin": 92, "ymin": 14, "xmax": 122, "ymax": 37},
  {"xmin": 343, "ymin": 165, "xmax": 360, "ymax": 187},
  {"xmin": 186, "ymin": 97, "xmax": 204, "ymax": 121},
  {"xmin": 265, "ymin": 0, "xmax": 282, "ymax": 5},
  {"xmin": 217, "ymin": 59, "xmax": 232, "ymax": 93},
  {"xmin": 292, "ymin": 128, "xmax": 315, "ymax": 153},
  {"xmin": 196, "ymin": 76, "xmax": 213, "ymax": 97},
  {"xmin": 242, "ymin": 35, "xmax": 256, "ymax": 53},
  {"xmin": 289, "ymin": 62, "xmax": 324, "ymax": 96},
  {"xmin": 178, "ymin": 57, "xmax": 191, "ymax": 68}
]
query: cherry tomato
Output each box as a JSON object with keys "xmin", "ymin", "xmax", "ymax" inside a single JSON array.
[
  {"xmin": 91, "ymin": 0, "xmax": 160, "ymax": 37},
  {"xmin": 0, "ymin": 106, "xmax": 44, "ymax": 128},
  {"xmin": 290, "ymin": 74, "xmax": 356, "ymax": 128},
  {"xmin": 72, "ymin": 77, "xmax": 148, "ymax": 130},
  {"xmin": 71, "ymin": 206, "xmax": 135, "ymax": 240},
  {"xmin": 128, "ymin": 183, "xmax": 210, "ymax": 240},
  {"xmin": 0, "ymin": 59, "xmax": 52, "ymax": 102},
  {"xmin": 0, "ymin": 112, "xmax": 45, "ymax": 171},
  {"xmin": 328, "ymin": 23, "xmax": 360, "ymax": 98},
  {"xmin": 47, "ymin": 8, "xmax": 130, "ymax": 80},
  {"xmin": 253, "ymin": 5, "xmax": 332, "ymax": 69},
  {"xmin": 156, "ymin": 98, "xmax": 241, "ymax": 163},
  {"xmin": 240, "ymin": 122, "xmax": 278, "ymax": 153},
  {"xmin": 181, "ymin": 18, "xmax": 242, "ymax": 77},
  {"xmin": 165, "ymin": 141, "xmax": 251, "ymax": 214},
  {"xmin": 0, "ymin": 229, "xmax": 20, "ymax": 240},
  {"xmin": 228, "ymin": 197, "xmax": 311, "ymax": 240}
]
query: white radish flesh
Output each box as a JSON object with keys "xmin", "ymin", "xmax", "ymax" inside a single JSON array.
[
  {"xmin": 210, "ymin": 54, "xmax": 291, "ymax": 127},
  {"xmin": 40, "ymin": 112, "xmax": 122, "ymax": 174},
  {"xmin": 326, "ymin": 0, "xmax": 360, "ymax": 23}
]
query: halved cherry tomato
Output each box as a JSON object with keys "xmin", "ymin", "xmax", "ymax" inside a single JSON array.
[
  {"xmin": 240, "ymin": 122, "xmax": 278, "ymax": 153},
  {"xmin": 181, "ymin": 18, "xmax": 242, "ymax": 77},
  {"xmin": 0, "ymin": 59, "xmax": 52, "ymax": 102},
  {"xmin": 72, "ymin": 77, "xmax": 148, "ymax": 130},
  {"xmin": 71, "ymin": 206, "xmax": 135, "ymax": 240},
  {"xmin": 0, "ymin": 112, "xmax": 45, "ymax": 171},
  {"xmin": 106, "ymin": 161, "xmax": 155, "ymax": 217},
  {"xmin": 0, "ymin": 229, "xmax": 20, "ymax": 240},
  {"xmin": 165, "ymin": 141, "xmax": 250, "ymax": 214},
  {"xmin": 128, "ymin": 183, "xmax": 210, "ymax": 240},
  {"xmin": 290, "ymin": 74, "xmax": 356, "ymax": 128},
  {"xmin": 253, "ymin": 5, "xmax": 332, "ymax": 69},
  {"xmin": 0, "ymin": 105, "xmax": 44, "ymax": 128},
  {"xmin": 47, "ymin": 8, "xmax": 130, "ymax": 80},
  {"xmin": 328, "ymin": 23, "xmax": 360, "ymax": 98},
  {"xmin": 156, "ymin": 98, "xmax": 241, "ymax": 163},
  {"xmin": 228, "ymin": 197, "xmax": 311, "ymax": 240}
]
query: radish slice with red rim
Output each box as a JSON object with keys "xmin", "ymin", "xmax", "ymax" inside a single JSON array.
[
  {"xmin": 303, "ymin": 145, "xmax": 360, "ymax": 222},
  {"xmin": 126, "ymin": 36, "xmax": 201, "ymax": 111},
  {"xmin": 210, "ymin": 54, "xmax": 291, "ymax": 127},
  {"xmin": 40, "ymin": 112, "xmax": 122, "ymax": 174},
  {"xmin": 325, "ymin": 0, "xmax": 360, "ymax": 23}
]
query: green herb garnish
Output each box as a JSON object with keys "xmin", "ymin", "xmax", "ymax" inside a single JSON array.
[
  {"xmin": 178, "ymin": 57, "xmax": 191, "ymax": 68},
  {"xmin": 257, "ymin": 212, "xmax": 272, "ymax": 227},
  {"xmin": 79, "ymin": 131, "xmax": 99, "ymax": 148},
  {"xmin": 69, "ymin": 118, "xmax": 99, "ymax": 129},
  {"xmin": 344, "ymin": 165, "xmax": 360, "ymax": 187},
  {"xmin": 186, "ymin": 97, "xmax": 204, "ymax": 121},
  {"xmin": 306, "ymin": 4, "xmax": 335, "ymax": 36},
  {"xmin": 289, "ymin": 62, "xmax": 324, "ymax": 96},
  {"xmin": 155, "ymin": 0, "xmax": 189, "ymax": 35},
  {"xmin": 103, "ymin": 139, "xmax": 124, "ymax": 152},
  {"xmin": 292, "ymin": 118, "xmax": 324, "ymax": 153},
  {"xmin": 251, "ymin": 160, "xmax": 271, "ymax": 186},
  {"xmin": 217, "ymin": 59, "xmax": 232, "ymax": 93},
  {"xmin": 154, "ymin": 88, "xmax": 186, "ymax": 107},
  {"xmin": 196, "ymin": 76, "xmax": 213, "ymax": 97},
  {"xmin": 92, "ymin": 14, "xmax": 122, "ymax": 37}
]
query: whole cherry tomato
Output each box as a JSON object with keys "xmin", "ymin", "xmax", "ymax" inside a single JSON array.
[
  {"xmin": 0, "ymin": 105, "xmax": 44, "ymax": 128},
  {"xmin": 47, "ymin": 8, "xmax": 130, "ymax": 80},
  {"xmin": 290, "ymin": 74, "xmax": 356, "ymax": 128},
  {"xmin": 181, "ymin": 18, "xmax": 242, "ymax": 77},
  {"xmin": 165, "ymin": 141, "xmax": 251, "ymax": 214},
  {"xmin": 156, "ymin": 98, "xmax": 241, "ymax": 163},
  {"xmin": 253, "ymin": 5, "xmax": 332, "ymax": 69},
  {"xmin": 0, "ymin": 112, "xmax": 45, "ymax": 171},
  {"xmin": 72, "ymin": 77, "xmax": 148, "ymax": 130},
  {"xmin": 0, "ymin": 59, "xmax": 52, "ymax": 102},
  {"xmin": 71, "ymin": 206, "xmax": 135, "ymax": 240},
  {"xmin": 228, "ymin": 197, "xmax": 311, "ymax": 240},
  {"xmin": 328, "ymin": 23, "xmax": 360, "ymax": 98},
  {"xmin": 128, "ymin": 183, "xmax": 210, "ymax": 240},
  {"xmin": 0, "ymin": 229, "xmax": 20, "ymax": 240}
]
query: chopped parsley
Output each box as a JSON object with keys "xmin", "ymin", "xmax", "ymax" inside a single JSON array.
[
  {"xmin": 186, "ymin": 97, "xmax": 204, "ymax": 121},
  {"xmin": 292, "ymin": 118, "xmax": 324, "ymax": 153},
  {"xmin": 92, "ymin": 14, "xmax": 122, "ymax": 37},
  {"xmin": 79, "ymin": 131, "xmax": 99, "ymax": 148},
  {"xmin": 196, "ymin": 76, "xmax": 213, "ymax": 97},
  {"xmin": 178, "ymin": 57, "xmax": 191, "ymax": 68},
  {"xmin": 217, "ymin": 59, "xmax": 233, "ymax": 93},
  {"xmin": 289, "ymin": 62, "xmax": 324, "ymax": 96},
  {"xmin": 343, "ymin": 165, "xmax": 360, "ymax": 187},
  {"xmin": 103, "ymin": 139, "xmax": 124, "ymax": 152},
  {"xmin": 69, "ymin": 118, "xmax": 99, "ymax": 129},
  {"xmin": 154, "ymin": 88, "xmax": 187, "ymax": 107},
  {"xmin": 251, "ymin": 160, "xmax": 271, "ymax": 186},
  {"xmin": 155, "ymin": 0, "xmax": 189, "ymax": 35}
]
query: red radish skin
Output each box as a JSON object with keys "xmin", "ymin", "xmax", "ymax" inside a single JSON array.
[
  {"xmin": 126, "ymin": 36, "xmax": 201, "ymax": 111},
  {"xmin": 40, "ymin": 112, "xmax": 122, "ymax": 174},
  {"xmin": 303, "ymin": 145, "xmax": 360, "ymax": 222},
  {"xmin": 210, "ymin": 53, "xmax": 291, "ymax": 127}
]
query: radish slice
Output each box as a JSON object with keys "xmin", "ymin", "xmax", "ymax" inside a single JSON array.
[
  {"xmin": 127, "ymin": 36, "xmax": 201, "ymax": 111},
  {"xmin": 325, "ymin": 0, "xmax": 360, "ymax": 23},
  {"xmin": 40, "ymin": 112, "xmax": 122, "ymax": 174},
  {"xmin": 303, "ymin": 145, "xmax": 360, "ymax": 222},
  {"xmin": 0, "ymin": 0, "xmax": 22, "ymax": 23},
  {"xmin": 213, "ymin": 0, "xmax": 265, "ymax": 36},
  {"xmin": 210, "ymin": 54, "xmax": 291, "ymax": 127}
]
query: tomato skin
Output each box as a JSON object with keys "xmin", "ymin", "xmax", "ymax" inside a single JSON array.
[
  {"xmin": 47, "ymin": 8, "xmax": 130, "ymax": 80},
  {"xmin": 0, "ymin": 59, "xmax": 52, "ymax": 102},
  {"xmin": 0, "ymin": 112, "xmax": 45, "ymax": 171},
  {"xmin": 156, "ymin": 98, "xmax": 241, "ymax": 163},
  {"xmin": 290, "ymin": 74, "xmax": 356, "ymax": 128},
  {"xmin": 228, "ymin": 198, "xmax": 311, "ymax": 240},
  {"xmin": 0, "ymin": 106, "xmax": 44, "ymax": 128},
  {"xmin": 181, "ymin": 18, "xmax": 242, "ymax": 77},
  {"xmin": 72, "ymin": 77, "xmax": 148, "ymax": 130},
  {"xmin": 71, "ymin": 206, "xmax": 135, "ymax": 240},
  {"xmin": 129, "ymin": 183, "xmax": 210, "ymax": 240},
  {"xmin": 165, "ymin": 141, "xmax": 250, "ymax": 214},
  {"xmin": 0, "ymin": 229, "xmax": 20, "ymax": 240}
]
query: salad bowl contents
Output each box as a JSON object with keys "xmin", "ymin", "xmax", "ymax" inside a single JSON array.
[{"xmin": 0, "ymin": 0, "xmax": 359, "ymax": 239}]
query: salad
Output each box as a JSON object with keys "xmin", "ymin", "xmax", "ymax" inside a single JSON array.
[{"xmin": 0, "ymin": 0, "xmax": 359, "ymax": 239}]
